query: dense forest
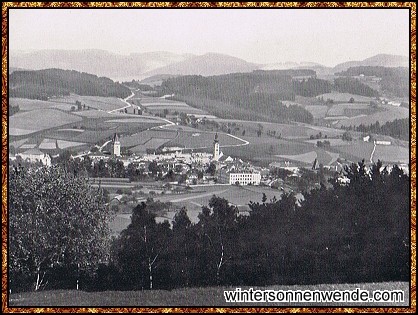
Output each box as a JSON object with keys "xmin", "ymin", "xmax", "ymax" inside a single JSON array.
[
  {"xmin": 10, "ymin": 69, "xmax": 131, "ymax": 100},
  {"xmin": 157, "ymin": 70, "xmax": 382, "ymax": 123},
  {"xmin": 342, "ymin": 118, "xmax": 409, "ymax": 141},
  {"xmin": 158, "ymin": 72, "xmax": 315, "ymax": 123},
  {"xmin": 334, "ymin": 77, "xmax": 380, "ymax": 97},
  {"xmin": 336, "ymin": 66, "xmax": 409, "ymax": 97},
  {"xmin": 9, "ymin": 161, "xmax": 409, "ymax": 292},
  {"xmin": 292, "ymin": 78, "xmax": 332, "ymax": 97}
]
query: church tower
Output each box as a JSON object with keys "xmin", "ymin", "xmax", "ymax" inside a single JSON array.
[
  {"xmin": 113, "ymin": 133, "xmax": 121, "ymax": 157},
  {"xmin": 213, "ymin": 132, "xmax": 220, "ymax": 161}
]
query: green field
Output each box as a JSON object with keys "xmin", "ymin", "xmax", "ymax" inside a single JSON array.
[
  {"xmin": 10, "ymin": 109, "xmax": 82, "ymax": 136},
  {"xmin": 38, "ymin": 117, "xmax": 162, "ymax": 145},
  {"xmin": 131, "ymin": 138, "xmax": 172, "ymax": 153},
  {"xmin": 139, "ymin": 97, "xmax": 209, "ymax": 116},
  {"xmin": 317, "ymin": 92, "xmax": 375, "ymax": 103},
  {"xmin": 336, "ymin": 105, "xmax": 409, "ymax": 128},
  {"xmin": 55, "ymin": 140, "xmax": 87, "ymax": 149},
  {"xmin": 276, "ymin": 151, "xmax": 318, "ymax": 165},
  {"xmin": 9, "ymin": 98, "xmax": 75, "ymax": 111},
  {"xmin": 373, "ymin": 145, "xmax": 409, "ymax": 164},
  {"xmin": 166, "ymin": 131, "xmax": 244, "ymax": 149},
  {"xmin": 222, "ymin": 136, "xmax": 313, "ymax": 165},
  {"xmin": 333, "ymin": 141, "xmax": 375, "ymax": 162},
  {"xmin": 119, "ymin": 129, "xmax": 178, "ymax": 149},
  {"xmin": 9, "ymin": 138, "xmax": 29, "ymax": 149},
  {"xmin": 9, "ymin": 282, "xmax": 409, "ymax": 307},
  {"xmin": 10, "ymin": 97, "xmax": 165, "ymax": 151},
  {"xmin": 213, "ymin": 119, "xmax": 343, "ymax": 140},
  {"xmin": 49, "ymin": 95, "xmax": 127, "ymax": 112},
  {"xmin": 303, "ymin": 105, "xmax": 329, "ymax": 119},
  {"xmin": 327, "ymin": 103, "xmax": 374, "ymax": 117},
  {"xmin": 72, "ymin": 110, "xmax": 123, "ymax": 118}
]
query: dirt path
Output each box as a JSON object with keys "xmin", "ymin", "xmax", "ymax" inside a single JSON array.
[{"xmin": 370, "ymin": 141, "xmax": 377, "ymax": 163}]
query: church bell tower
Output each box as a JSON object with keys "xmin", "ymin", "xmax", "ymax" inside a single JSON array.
[{"xmin": 213, "ymin": 132, "xmax": 220, "ymax": 161}]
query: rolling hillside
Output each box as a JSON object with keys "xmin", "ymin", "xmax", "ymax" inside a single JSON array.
[
  {"xmin": 333, "ymin": 54, "xmax": 408, "ymax": 73},
  {"xmin": 10, "ymin": 69, "xmax": 131, "ymax": 100}
]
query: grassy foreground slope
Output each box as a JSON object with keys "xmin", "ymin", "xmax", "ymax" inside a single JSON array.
[{"xmin": 9, "ymin": 282, "xmax": 409, "ymax": 307}]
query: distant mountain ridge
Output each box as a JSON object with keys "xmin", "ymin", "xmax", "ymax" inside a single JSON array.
[
  {"xmin": 10, "ymin": 49, "xmax": 408, "ymax": 81},
  {"xmin": 10, "ymin": 50, "xmax": 193, "ymax": 81},
  {"xmin": 332, "ymin": 54, "xmax": 408, "ymax": 73},
  {"xmin": 141, "ymin": 53, "xmax": 260, "ymax": 77}
]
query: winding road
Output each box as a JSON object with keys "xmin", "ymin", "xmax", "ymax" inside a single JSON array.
[{"xmin": 107, "ymin": 91, "xmax": 135, "ymax": 113}]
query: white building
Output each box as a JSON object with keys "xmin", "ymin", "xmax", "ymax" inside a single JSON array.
[
  {"xmin": 375, "ymin": 140, "xmax": 391, "ymax": 146},
  {"xmin": 218, "ymin": 169, "xmax": 261, "ymax": 185},
  {"xmin": 18, "ymin": 148, "xmax": 51, "ymax": 166}
]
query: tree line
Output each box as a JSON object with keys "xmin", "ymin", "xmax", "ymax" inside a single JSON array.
[
  {"xmin": 9, "ymin": 160, "xmax": 409, "ymax": 292},
  {"xmin": 341, "ymin": 118, "xmax": 409, "ymax": 141}
]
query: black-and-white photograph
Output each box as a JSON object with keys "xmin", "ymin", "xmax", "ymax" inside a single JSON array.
[{"xmin": 5, "ymin": 4, "xmax": 413, "ymax": 309}]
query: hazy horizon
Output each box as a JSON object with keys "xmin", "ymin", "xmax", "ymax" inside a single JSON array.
[
  {"xmin": 9, "ymin": 48, "xmax": 408, "ymax": 68},
  {"xmin": 9, "ymin": 8, "xmax": 409, "ymax": 68}
]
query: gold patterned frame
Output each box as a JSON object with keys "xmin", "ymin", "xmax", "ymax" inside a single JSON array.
[{"xmin": 1, "ymin": 2, "xmax": 416, "ymax": 313}]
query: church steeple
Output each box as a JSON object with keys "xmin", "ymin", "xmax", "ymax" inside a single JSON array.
[
  {"xmin": 113, "ymin": 133, "xmax": 121, "ymax": 157},
  {"xmin": 213, "ymin": 132, "xmax": 220, "ymax": 161}
]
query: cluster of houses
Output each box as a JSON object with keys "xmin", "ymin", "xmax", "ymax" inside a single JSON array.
[{"xmin": 10, "ymin": 129, "xmax": 409, "ymax": 187}]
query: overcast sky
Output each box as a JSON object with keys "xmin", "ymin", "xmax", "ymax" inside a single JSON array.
[{"xmin": 9, "ymin": 8, "xmax": 410, "ymax": 67}]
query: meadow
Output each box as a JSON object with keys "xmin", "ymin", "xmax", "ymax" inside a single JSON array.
[
  {"xmin": 131, "ymin": 138, "xmax": 172, "ymax": 153},
  {"xmin": 373, "ymin": 145, "xmax": 409, "ymax": 164},
  {"xmin": 9, "ymin": 282, "xmax": 409, "ymax": 307},
  {"xmin": 332, "ymin": 141, "xmax": 375, "ymax": 162},
  {"xmin": 9, "ymin": 109, "xmax": 82, "ymax": 136},
  {"xmin": 221, "ymin": 136, "xmax": 314, "ymax": 165},
  {"xmin": 138, "ymin": 97, "xmax": 209, "ymax": 116},
  {"xmin": 10, "ymin": 95, "xmax": 167, "ymax": 150},
  {"xmin": 336, "ymin": 105, "xmax": 409, "ymax": 128},
  {"xmin": 49, "ymin": 95, "xmax": 127, "ymax": 112},
  {"xmin": 327, "ymin": 103, "xmax": 374, "ymax": 117},
  {"xmin": 303, "ymin": 105, "xmax": 329, "ymax": 119},
  {"xmin": 212, "ymin": 119, "xmax": 344, "ymax": 139},
  {"xmin": 119, "ymin": 129, "xmax": 178, "ymax": 147},
  {"xmin": 166, "ymin": 131, "xmax": 244, "ymax": 150},
  {"xmin": 9, "ymin": 98, "xmax": 74, "ymax": 111},
  {"xmin": 317, "ymin": 92, "xmax": 374, "ymax": 103}
]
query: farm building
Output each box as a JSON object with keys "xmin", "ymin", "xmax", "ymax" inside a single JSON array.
[
  {"xmin": 17, "ymin": 148, "xmax": 51, "ymax": 166},
  {"xmin": 375, "ymin": 140, "xmax": 391, "ymax": 146}
]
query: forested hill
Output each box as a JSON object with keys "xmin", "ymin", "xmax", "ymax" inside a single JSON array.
[
  {"xmin": 335, "ymin": 66, "xmax": 409, "ymax": 98},
  {"xmin": 157, "ymin": 70, "xmax": 381, "ymax": 123},
  {"xmin": 158, "ymin": 71, "xmax": 316, "ymax": 123},
  {"xmin": 10, "ymin": 69, "xmax": 131, "ymax": 100}
]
